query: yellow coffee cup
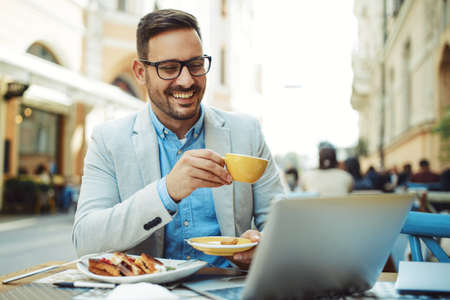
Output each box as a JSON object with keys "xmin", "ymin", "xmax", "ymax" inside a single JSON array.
[{"xmin": 223, "ymin": 153, "xmax": 268, "ymax": 183}]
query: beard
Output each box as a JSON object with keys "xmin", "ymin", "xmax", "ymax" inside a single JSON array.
[{"xmin": 145, "ymin": 73, "xmax": 205, "ymax": 121}]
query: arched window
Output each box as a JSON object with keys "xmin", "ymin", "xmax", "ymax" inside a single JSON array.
[
  {"xmin": 112, "ymin": 76, "xmax": 138, "ymax": 97},
  {"xmin": 26, "ymin": 43, "xmax": 60, "ymax": 65}
]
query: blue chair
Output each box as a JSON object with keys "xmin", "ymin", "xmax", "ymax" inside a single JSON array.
[{"xmin": 401, "ymin": 212, "xmax": 450, "ymax": 262}]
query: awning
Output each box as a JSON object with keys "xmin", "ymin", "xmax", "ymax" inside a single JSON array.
[
  {"xmin": 0, "ymin": 47, "xmax": 144, "ymax": 110},
  {"xmin": 23, "ymin": 84, "xmax": 72, "ymax": 114}
]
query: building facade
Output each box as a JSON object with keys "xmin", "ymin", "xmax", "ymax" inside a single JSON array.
[
  {"xmin": 0, "ymin": 0, "xmax": 146, "ymax": 209},
  {"xmin": 352, "ymin": 0, "xmax": 450, "ymax": 173},
  {"xmin": 0, "ymin": 0, "xmax": 260, "ymax": 209}
]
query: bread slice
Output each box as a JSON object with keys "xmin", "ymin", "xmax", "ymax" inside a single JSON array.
[
  {"xmin": 89, "ymin": 253, "xmax": 165, "ymax": 276},
  {"xmin": 88, "ymin": 266, "xmax": 113, "ymax": 276},
  {"xmin": 88, "ymin": 258, "xmax": 121, "ymax": 276},
  {"xmin": 141, "ymin": 253, "xmax": 163, "ymax": 266},
  {"xmin": 112, "ymin": 252, "xmax": 144, "ymax": 276},
  {"xmin": 135, "ymin": 256, "xmax": 156, "ymax": 274}
]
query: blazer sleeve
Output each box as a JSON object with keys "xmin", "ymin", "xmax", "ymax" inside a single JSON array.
[{"xmin": 72, "ymin": 125, "xmax": 173, "ymax": 257}]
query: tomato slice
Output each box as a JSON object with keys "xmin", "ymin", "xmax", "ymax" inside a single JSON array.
[{"xmin": 100, "ymin": 257, "xmax": 112, "ymax": 264}]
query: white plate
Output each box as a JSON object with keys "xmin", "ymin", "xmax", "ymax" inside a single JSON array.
[{"xmin": 77, "ymin": 253, "xmax": 207, "ymax": 284}]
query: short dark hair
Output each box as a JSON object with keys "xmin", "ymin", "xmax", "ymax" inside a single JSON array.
[
  {"xmin": 137, "ymin": 9, "xmax": 202, "ymax": 59},
  {"xmin": 419, "ymin": 159, "xmax": 430, "ymax": 168},
  {"xmin": 285, "ymin": 168, "xmax": 298, "ymax": 181},
  {"xmin": 319, "ymin": 148, "xmax": 337, "ymax": 169}
]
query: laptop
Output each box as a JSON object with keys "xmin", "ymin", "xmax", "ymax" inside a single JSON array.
[{"xmin": 184, "ymin": 193, "xmax": 413, "ymax": 299}]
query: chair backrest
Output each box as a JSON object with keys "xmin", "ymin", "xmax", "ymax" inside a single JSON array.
[{"xmin": 401, "ymin": 212, "xmax": 450, "ymax": 262}]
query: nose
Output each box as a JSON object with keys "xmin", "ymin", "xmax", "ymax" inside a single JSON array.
[{"xmin": 175, "ymin": 65, "xmax": 195, "ymax": 87}]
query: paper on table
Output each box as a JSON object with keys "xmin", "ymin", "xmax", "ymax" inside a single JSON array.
[
  {"xmin": 395, "ymin": 261, "xmax": 450, "ymax": 293},
  {"xmin": 107, "ymin": 283, "xmax": 179, "ymax": 300},
  {"xmin": 34, "ymin": 269, "xmax": 93, "ymax": 284}
]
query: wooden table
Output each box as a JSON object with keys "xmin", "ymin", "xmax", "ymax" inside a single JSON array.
[
  {"xmin": 0, "ymin": 262, "xmax": 398, "ymax": 298},
  {"xmin": 0, "ymin": 261, "xmax": 73, "ymax": 293}
]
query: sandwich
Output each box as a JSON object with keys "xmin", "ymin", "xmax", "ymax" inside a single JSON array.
[{"xmin": 88, "ymin": 252, "xmax": 168, "ymax": 277}]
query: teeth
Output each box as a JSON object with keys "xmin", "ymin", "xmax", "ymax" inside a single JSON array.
[{"xmin": 173, "ymin": 91, "xmax": 194, "ymax": 99}]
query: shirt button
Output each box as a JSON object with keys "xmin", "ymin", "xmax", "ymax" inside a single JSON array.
[
  {"xmin": 194, "ymin": 133, "xmax": 198, "ymax": 138},
  {"xmin": 177, "ymin": 150, "xmax": 182, "ymax": 155},
  {"xmin": 184, "ymin": 220, "xmax": 189, "ymax": 227},
  {"xmin": 164, "ymin": 129, "xmax": 168, "ymax": 134},
  {"xmin": 186, "ymin": 255, "xmax": 191, "ymax": 260}
]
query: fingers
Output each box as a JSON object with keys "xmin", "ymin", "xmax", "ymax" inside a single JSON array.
[
  {"xmin": 189, "ymin": 168, "xmax": 229, "ymax": 185},
  {"xmin": 190, "ymin": 177, "xmax": 224, "ymax": 188},
  {"xmin": 241, "ymin": 230, "xmax": 261, "ymax": 243},
  {"xmin": 186, "ymin": 150, "xmax": 232, "ymax": 184},
  {"xmin": 231, "ymin": 248, "xmax": 255, "ymax": 267},
  {"xmin": 166, "ymin": 149, "xmax": 232, "ymax": 201},
  {"xmin": 190, "ymin": 149, "xmax": 226, "ymax": 167},
  {"xmin": 229, "ymin": 230, "xmax": 262, "ymax": 268}
]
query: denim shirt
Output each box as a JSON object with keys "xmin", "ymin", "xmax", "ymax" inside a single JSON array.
[{"xmin": 149, "ymin": 105, "xmax": 228, "ymax": 267}]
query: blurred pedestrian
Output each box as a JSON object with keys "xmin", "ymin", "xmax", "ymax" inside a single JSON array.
[
  {"xmin": 440, "ymin": 169, "xmax": 450, "ymax": 191},
  {"xmin": 34, "ymin": 163, "xmax": 51, "ymax": 184},
  {"xmin": 301, "ymin": 146, "xmax": 353, "ymax": 196},
  {"xmin": 410, "ymin": 159, "xmax": 440, "ymax": 183},
  {"xmin": 344, "ymin": 157, "xmax": 374, "ymax": 190},
  {"xmin": 284, "ymin": 167, "xmax": 301, "ymax": 193},
  {"xmin": 365, "ymin": 166, "xmax": 379, "ymax": 187},
  {"xmin": 397, "ymin": 163, "xmax": 412, "ymax": 187}
]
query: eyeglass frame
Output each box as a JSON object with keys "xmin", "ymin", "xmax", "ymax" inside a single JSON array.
[{"xmin": 139, "ymin": 55, "xmax": 212, "ymax": 80}]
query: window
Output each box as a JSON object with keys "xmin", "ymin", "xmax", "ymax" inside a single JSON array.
[
  {"xmin": 393, "ymin": 0, "xmax": 404, "ymax": 17},
  {"xmin": 403, "ymin": 40, "xmax": 412, "ymax": 131},
  {"xmin": 26, "ymin": 43, "xmax": 60, "ymax": 64},
  {"xmin": 117, "ymin": 0, "xmax": 127, "ymax": 12},
  {"xmin": 389, "ymin": 68, "xmax": 395, "ymax": 139},
  {"xmin": 220, "ymin": 47, "xmax": 226, "ymax": 86},
  {"xmin": 19, "ymin": 106, "xmax": 59, "ymax": 156},
  {"xmin": 221, "ymin": 0, "xmax": 227, "ymax": 17},
  {"xmin": 112, "ymin": 76, "xmax": 138, "ymax": 97},
  {"xmin": 443, "ymin": 0, "xmax": 448, "ymax": 29},
  {"xmin": 18, "ymin": 106, "xmax": 61, "ymax": 173}
]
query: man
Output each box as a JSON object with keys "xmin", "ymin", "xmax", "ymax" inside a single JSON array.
[
  {"xmin": 72, "ymin": 9, "xmax": 284, "ymax": 268},
  {"xmin": 410, "ymin": 159, "xmax": 440, "ymax": 183}
]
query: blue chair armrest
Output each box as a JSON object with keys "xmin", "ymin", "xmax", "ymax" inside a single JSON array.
[{"xmin": 401, "ymin": 212, "xmax": 450, "ymax": 237}]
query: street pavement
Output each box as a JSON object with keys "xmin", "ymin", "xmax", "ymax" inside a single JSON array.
[{"xmin": 0, "ymin": 212, "xmax": 77, "ymax": 276}]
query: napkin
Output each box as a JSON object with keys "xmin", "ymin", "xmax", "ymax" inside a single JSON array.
[{"xmin": 107, "ymin": 283, "xmax": 179, "ymax": 300}]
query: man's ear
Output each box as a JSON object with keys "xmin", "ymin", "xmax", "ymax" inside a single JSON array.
[{"xmin": 132, "ymin": 59, "xmax": 146, "ymax": 85}]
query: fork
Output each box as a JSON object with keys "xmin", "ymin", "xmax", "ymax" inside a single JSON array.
[{"xmin": 2, "ymin": 249, "xmax": 114, "ymax": 284}]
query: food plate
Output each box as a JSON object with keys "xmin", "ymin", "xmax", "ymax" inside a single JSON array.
[
  {"xmin": 186, "ymin": 236, "xmax": 258, "ymax": 256},
  {"xmin": 77, "ymin": 253, "xmax": 207, "ymax": 284}
]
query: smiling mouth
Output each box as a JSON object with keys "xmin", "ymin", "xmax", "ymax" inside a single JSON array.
[{"xmin": 171, "ymin": 90, "xmax": 195, "ymax": 99}]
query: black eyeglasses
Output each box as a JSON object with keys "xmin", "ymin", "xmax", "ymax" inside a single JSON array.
[{"xmin": 140, "ymin": 55, "xmax": 212, "ymax": 80}]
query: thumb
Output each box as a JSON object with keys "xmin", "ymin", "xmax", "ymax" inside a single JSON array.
[{"xmin": 244, "ymin": 230, "xmax": 261, "ymax": 242}]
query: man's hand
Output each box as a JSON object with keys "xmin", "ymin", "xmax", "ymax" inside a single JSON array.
[
  {"xmin": 228, "ymin": 230, "xmax": 261, "ymax": 269},
  {"xmin": 166, "ymin": 149, "xmax": 233, "ymax": 202}
]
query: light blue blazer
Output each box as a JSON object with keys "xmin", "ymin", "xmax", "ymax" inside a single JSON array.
[{"xmin": 72, "ymin": 103, "xmax": 284, "ymax": 257}]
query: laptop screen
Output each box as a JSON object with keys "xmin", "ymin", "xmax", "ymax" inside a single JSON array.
[{"xmin": 241, "ymin": 194, "xmax": 413, "ymax": 299}]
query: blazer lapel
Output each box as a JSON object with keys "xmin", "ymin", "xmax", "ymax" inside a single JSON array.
[
  {"xmin": 132, "ymin": 103, "xmax": 161, "ymax": 184},
  {"xmin": 132, "ymin": 103, "xmax": 164, "ymax": 255},
  {"xmin": 204, "ymin": 107, "xmax": 236, "ymax": 236}
]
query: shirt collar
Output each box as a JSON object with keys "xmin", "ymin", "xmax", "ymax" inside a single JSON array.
[{"xmin": 149, "ymin": 104, "xmax": 205, "ymax": 140}]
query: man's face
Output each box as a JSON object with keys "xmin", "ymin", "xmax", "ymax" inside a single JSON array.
[{"xmin": 144, "ymin": 28, "xmax": 206, "ymax": 123}]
